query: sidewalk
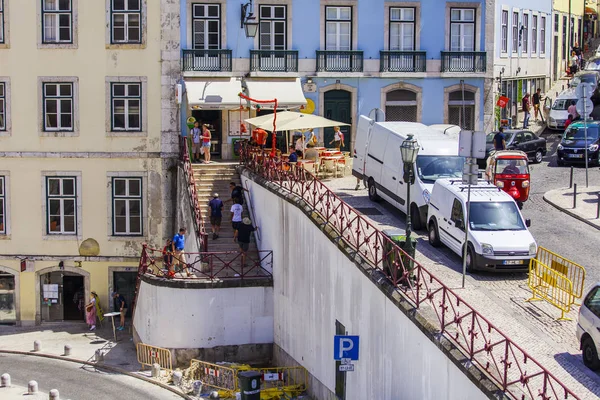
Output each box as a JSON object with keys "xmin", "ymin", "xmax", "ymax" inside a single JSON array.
[{"xmin": 544, "ymin": 185, "xmax": 600, "ymax": 230}]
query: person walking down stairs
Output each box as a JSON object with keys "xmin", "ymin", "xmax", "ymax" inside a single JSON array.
[{"xmin": 208, "ymin": 193, "xmax": 224, "ymax": 240}]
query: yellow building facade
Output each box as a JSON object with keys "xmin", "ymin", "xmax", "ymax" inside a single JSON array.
[
  {"xmin": 0, "ymin": 0, "xmax": 181, "ymax": 325},
  {"xmin": 551, "ymin": 0, "xmax": 586, "ymax": 81}
]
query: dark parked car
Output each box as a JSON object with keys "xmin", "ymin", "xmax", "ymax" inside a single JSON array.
[
  {"xmin": 482, "ymin": 130, "xmax": 548, "ymax": 167},
  {"xmin": 570, "ymin": 71, "xmax": 600, "ymax": 103},
  {"xmin": 557, "ymin": 121, "xmax": 600, "ymax": 166}
]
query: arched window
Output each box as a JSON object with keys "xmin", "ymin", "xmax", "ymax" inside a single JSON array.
[
  {"xmin": 448, "ymin": 89, "xmax": 475, "ymax": 130},
  {"xmin": 385, "ymin": 89, "xmax": 417, "ymax": 122}
]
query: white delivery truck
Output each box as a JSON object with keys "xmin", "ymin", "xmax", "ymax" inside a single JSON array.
[{"xmin": 352, "ymin": 115, "xmax": 464, "ymax": 230}]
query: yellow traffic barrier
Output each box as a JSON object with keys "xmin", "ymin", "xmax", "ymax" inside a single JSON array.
[
  {"xmin": 534, "ymin": 246, "xmax": 586, "ymax": 303},
  {"xmin": 189, "ymin": 360, "xmax": 239, "ymax": 395},
  {"xmin": 527, "ymin": 258, "xmax": 575, "ymax": 320},
  {"xmin": 136, "ymin": 343, "xmax": 172, "ymax": 371},
  {"xmin": 255, "ymin": 366, "xmax": 308, "ymax": 399}
]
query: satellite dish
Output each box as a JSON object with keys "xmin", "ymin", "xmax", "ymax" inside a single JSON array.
[{"xmin": 368, "ymin": 108, "xmax": 385, "ymax": 122}]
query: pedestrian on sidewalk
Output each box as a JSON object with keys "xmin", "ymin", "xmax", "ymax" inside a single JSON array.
[
  {"xmin": 191, "ymin": 121, "xmax": 201, "ymax": 163},
  {"xmin": 202, "ymin": 124, "xmax": 212, "ymax": 164},
  {"xmin": 570, "ymin": 51, "xmax": 579, "ymax": 75},
  {"xmin": 226, "ymin": 182, "xmax": 248, "ymax": 205},
  {"xmin": 234, "ymin": 217, "xmax": 258, "ymax": 267},
  {"xmin": 208, "ymin": 193, "xmax": 223, "ymax": 240},
  {"xmin": 230, "ymin": 199, "xmax": 244, "ymax": 232},
  {"xmin": 112, "ymin": 291, "xmax": 128, "ymax": 331},
  {"xmin": 85, "ymin": 292, "xmax": 97, "ymax": 331},
  {"xmin": 522, "ymin": 93, "xmax": 531, "ymax": 128},
  {"xmin": 564, "ymin": 114, "xmax": 574, "ymax": 130},
  {"xmin": 494, "ymin": 127, "xmax": 506, "ymax": 150},
  {"xmin": 172, "ymin": 227, "xmax": 191, "ymax": 277},
  {"xmin": 162, "ymin": 239, "xmax": 174, "ymax": 277},
  {"xmin": 533, "ymin": 88, "xmax": 542, "ymax": 121}
]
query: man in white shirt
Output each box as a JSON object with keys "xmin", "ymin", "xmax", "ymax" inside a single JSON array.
[{"xmin": 230, "ymin": 199, "xmax": 244, "ymax": 231}]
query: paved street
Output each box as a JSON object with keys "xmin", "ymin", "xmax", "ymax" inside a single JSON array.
[
  {"xmin": 322, "ymin": 137, "xmax": 600, "ymax": 399},
  {"xmin": 0, "ymin": 353, "xmax": 181, "ymax": 400}
]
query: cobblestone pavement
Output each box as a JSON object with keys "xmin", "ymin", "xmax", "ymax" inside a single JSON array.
[
  {"xmin": 321, "ymin": 166, "xmax": 600, "ymax": 399},
  {"xmin": 544, "ymin": 185, "xmax": 600, "ymax": 229}
]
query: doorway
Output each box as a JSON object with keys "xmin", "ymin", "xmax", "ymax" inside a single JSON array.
[
  {"xmin": 191, "ymin": 110, "xmax": 222, "ymax": 158},
  {"xmin": 113, "ymin": 271, "xmax": 137, "ymax": 318},
  {"xmin": 40, "ymin": 271, "xmax": 85, "ymax": 322},
  {"xmin": 0, "ymin": 272, "xmax": 16, "ymax": 325},
  {"xmin": 323, "ymin": 90, "xmax": 351, "ymax": 151}
]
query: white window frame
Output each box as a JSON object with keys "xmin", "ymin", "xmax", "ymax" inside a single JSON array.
[
  {"xmin": 111, "ymin": 0, "xmax": 141, "ymax": 43},
  {"xmin": 540, "ymin": 15, "xmax": 546, "ymax": 55},
  {"xmin": 512, "ymin": 11, "xmax": 518, "ymax": 53},
  {"xmin": 0, "ymin": 0, "xmax": 4, "ymax": 44},
  {"xmin": 0, "ymin": 82, "xmax": 5, "ymax": 131},
  {"xmin": 325, "ymin": 6, "xmax": 352, "ymax": 51},
  {"xmin": 0, "ymin": 175, "xmax": 5, "ymax": 235},
  {"xmin": 389, "ymin": 7, "xmax": 415, "ymax": 52},
  {"xmin": 112, "ymin": 177, "xmax": 143, "ymax": 236},
  {"xmin": 43, "ymin": 82, "xmax": 73, "ymax": 132},
  {"xmin": 522, "ymin": 13, "xmax": 529, "ymax": 53},
  {"xmin": 46, "ymin": 176, "xmax": 77, "ymax": 235},
  {"xmin": 259, "ymin": 5, "xmax": 287, "ymax": 51},
  {"xmin": 42, "ymin": 0, "xmax": 73, "ymax": 44},
  {"xmin": 501, "ymin": 10, "xmax": 508, "ymax": 53},
  {"xmin": 105, "ymin": 76, "xmax": 147, "ymax": 137},
  {"xmin": 532, "ymin": 14, "xmax": 538, "ymax": 54},
  {"xmin": 111, "ymin": 82, "xmax": 142, "ymax": 131},
  {"xmin": 192, "ymin": 3, "xmax": 221, "ymax": 50},
  {"xmin": 449, "ymin": 8, "xmax": 475, "ymax": 52}
]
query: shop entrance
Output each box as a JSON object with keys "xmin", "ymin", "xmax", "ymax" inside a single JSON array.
[
  {"xmin": 0, "ymin": 272, "xmax": 16, "ymax": 325},
  {"xmin": 324, "ymin": 90, "xmax": 351, "ymax": 152},
  {"xmin": 40, "ymin": 271, "xmax": 85, "ymax": 322},
  {"xmin": 191, "ymin": 110, "xmax": 222, "ymax": 158},
  {"xmin": 113, "ymin": 271, "xmax": 137, "ymax": 318}
]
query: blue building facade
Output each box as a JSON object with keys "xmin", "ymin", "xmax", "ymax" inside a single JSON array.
[{"xmin": 179, "ymin": 0, "xmax": 494, "ymax": 159}]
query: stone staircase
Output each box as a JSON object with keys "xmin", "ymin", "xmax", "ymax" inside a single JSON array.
[{"xmin": 192, "ymin": 162, "xmax": 258, "ymax": 258}]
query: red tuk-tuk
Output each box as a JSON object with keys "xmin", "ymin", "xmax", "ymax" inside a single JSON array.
[{"xmin": 485, "ymin": 150, "xmax": 530, "ymax": 207}]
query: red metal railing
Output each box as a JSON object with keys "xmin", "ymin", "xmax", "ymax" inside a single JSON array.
[
  {"xmin": 240, "ymin": 145, "xmax": 580, "ymax": 400},
  {"xmin": 138, "ymin": 244, "xmax": 273, "ymax": 281},
  {"xmin": 180, "ymin": 136, "xmax": 208, "ymax": 252}
]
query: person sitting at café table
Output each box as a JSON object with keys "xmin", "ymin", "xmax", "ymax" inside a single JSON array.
[
  {"xmin": 304, "ymin": 144, "xmax": 319, "ymax": 163},
  {"xmin": 295, "ymin": 135, "xmax": 305, "ymax": 157},
  {"xmin": 288, "ymin": 150, "xmax": 300, "ymax": 163}
]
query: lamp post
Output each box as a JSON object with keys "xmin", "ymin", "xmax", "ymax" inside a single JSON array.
[
  {"xmin": 241, "ymin": 1, "xmax": 259, "ymax": 38},
  {"xmin": 400, "ymin": 134, "xmax": 420, "ymax": 270}
]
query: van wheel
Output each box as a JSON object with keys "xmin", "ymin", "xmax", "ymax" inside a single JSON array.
[
  {"xmin": 428, "ymin": 220, "xmax": 441, "ymax": 247},
  {"xmin": 534, "ymin": 150, "xmax": 543, "ymax": 164},
  {"xmin": 367, "ymin": 179, "xmax": 380, "ymax": 202},
  {"xmin": 410, "ymin": 203, "xmax": 422, "ymax": 230},
  {"xmin": 465, "ymin": 244, "xmax": 476, "ymax": 273},
  {"xmin": 582, "ymin": 336, "xmax": 600, "ymax": 371}
]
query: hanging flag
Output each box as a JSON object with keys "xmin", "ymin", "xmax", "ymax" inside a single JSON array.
[{"xmin": 496, "ymin": 96, "xmax": 509, "ymax": 108}]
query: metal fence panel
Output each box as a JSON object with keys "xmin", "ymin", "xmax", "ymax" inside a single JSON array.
[{"xmin": 137, "ymin": 343, "xmax": 173, "ymax": 371}]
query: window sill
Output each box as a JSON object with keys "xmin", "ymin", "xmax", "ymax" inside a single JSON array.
[
  {"xmin": 106, "ymin": 131, "xmax": 147, "ymax": 137},
  {"xmin": 106, "ymin": 43, "xmax": 146, "ymax": 50},
  {"xmin": 0, "ymin": 234, "xmax": 11, "ymax": 240},
  {"xmin": 0, "ymin": 131, "xmax": 11, "ymax": 137},
  {"xmin": 43, "ymin": 234, "xmax": 81, "ymax": 241},
  {"xmin": 38, "ymin": 43, "xmax": 78, "ymax": 50},
  {"xmin": 40, "ymin": 131, "xmax": 79, "ymax": 137},
  {"xmin": 500, "ymin": 52, "xmax": 508, "ymax": 58},
  {"xmin": 0, "ymin": 44, "xmax": 9, "ymax": 49},
  {"xmin": 108, "ymin": 235, "xmax": 147, "ymax": 242}
]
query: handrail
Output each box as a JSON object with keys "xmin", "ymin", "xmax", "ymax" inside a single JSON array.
[
  {"xmin": 180, "ymin": 136, "xmax": 207, "ymax": 252},
  {"xmin": 239, "ymin": 144, "xmax": 580, "ymax": 400}
]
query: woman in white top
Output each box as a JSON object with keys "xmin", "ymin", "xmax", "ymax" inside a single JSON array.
[{"xmin": 329, "ymin": 126, "xmax": 344, "ymax": 150}]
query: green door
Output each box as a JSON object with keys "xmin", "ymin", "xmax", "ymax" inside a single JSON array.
[{"xmin": 324, "ymin": 90, "xmax": 351, "ymax": 151}]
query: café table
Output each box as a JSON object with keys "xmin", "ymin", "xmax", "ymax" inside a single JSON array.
[{"xmin": 103, "ymin": 312, "xmax": 121, "ymax": 342}]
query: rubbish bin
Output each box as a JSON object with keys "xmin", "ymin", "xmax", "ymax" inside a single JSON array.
[
  {"xmin": 382, "ymin": 229, "xmax": 417, "ymax": 281},
  {"xmin": 238, "ymin": 371, "xmax": 262, "ymax": 400}
]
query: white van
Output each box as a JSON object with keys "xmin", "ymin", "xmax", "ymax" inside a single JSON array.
[
  {"xmin": 548, "ymin": 88, "xmax": 591, "ymax": 130},
  {"xmin": 426, "ymin": 179, "xmax": 537, "ymax": 272},
  {"xmin": 428, "ymin": 124, "xmax": 461, "ymax": 139},
  {"xmin": 353, "ymin": 115, "xmax": 463, "ymax": 230}
]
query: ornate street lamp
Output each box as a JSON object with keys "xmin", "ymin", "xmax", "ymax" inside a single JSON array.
[
  {"xmin": 399, "ymin": 134, "xmax": 420, "ymax": 272},
  {"xmin": 241, "ymin": 1, "xmax": 259, "ymax": 38}
]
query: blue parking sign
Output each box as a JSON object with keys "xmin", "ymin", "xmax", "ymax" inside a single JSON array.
[{"xmin": 334, "ymin": 335, "xmax": 359, "ymax": 361}]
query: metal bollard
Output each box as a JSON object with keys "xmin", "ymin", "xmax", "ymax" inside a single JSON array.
[
  {"xmin": 172, "ymin": 370, "xmax": 183, "ymax": 386},
  {"xmin": 574, "ymin": 184, "xmax": 578, "ymax": 209},
  {"xmin": 569, "ymin": 166, "xmax": 574, "ymax": 188},
  {"xmin": 95, "ymin": 349, "xmax": 104, "ymax": 362},
  {"xmin": 151, "ymin": 363, "xmax": 161, "ymax": 378},
  {"xmin": 33, "ymin": 340, "xmax": 42, "ymax": 352},
  {"xmin": 64, "ymin": 345, "xmax": 72, "ymax": 357},
  {"xmin": 597, "ymin": 193, "xmax": 600, "ymax": 219},
  {"xmin": 28, "ymin": 380, "xmax": 39, "ymax": 394},
  {"xmin": 1, "ymin": 373, "xmax": 11, "ymax": 387},
  {"xmin": 49, "ymin": 389, "xmax": 60, "ymax": 399}
]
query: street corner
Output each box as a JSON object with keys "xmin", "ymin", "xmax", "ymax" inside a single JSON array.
[{"xmin": 543, "ymin": 186, "xmax": 600, "ymax": 230}]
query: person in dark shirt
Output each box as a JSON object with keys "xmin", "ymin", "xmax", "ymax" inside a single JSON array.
[
  {"xmin": 493, "ymin": 127, "xmax": 506, "ymax": 150},
  {"xmin": 288, "ymin": 151, "xmax": 299, "ymax": 163},
  {"xmin": 532, "ymin": 88, "xmax": 542, "ymax": 121},
  {"xmin": 112, "ymin": 291, "xmax": 128, "ymax": 330},
  {"xmin": 234, "ymin": 218, "xmax": 258, "ymax": 267},
  {"xmin": 208, "ymin": 193, "xmax": 224, "ymax": 240},
  {"xmin": 227, "ymin": 182, "xmax": 248, "ymax": 205}
]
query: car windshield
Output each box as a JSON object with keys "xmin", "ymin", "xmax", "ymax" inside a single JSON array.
[
  {"xmin": 552, "ymin": 98, "xmax": 577, "ymax": 110},
  {"xmin": 564, "ymin": 126, "xmax": 600, "ymax": 140},
  {"xmin": 571, "ymin": 75, "xmax": 598, "ymax": 87},
  {"xmin": 486, "ymin": 131, "xmax": 515, "ymax": 143},
  {"xmin": 586, "ymin": 59, "xmax": 600, "ymax": 70},
  {"xmin": 416, "ymin": 156, "xmax": 464, "ymax": 183},
  {"xmin": 495, "ymin": 158, "xmax": 529, "ymax": 174},
  {"xmin": 468, "ymin": 202, "xmax": 525, "ymax": 231}
]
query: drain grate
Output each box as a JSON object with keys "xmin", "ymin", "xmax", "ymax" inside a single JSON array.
[{"xmin": 355, "ymin": 207, "xmax": 383, "ymax": 216}]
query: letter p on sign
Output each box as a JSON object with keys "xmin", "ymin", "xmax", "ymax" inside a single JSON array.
[{"xmin": 334, "ymin": 335, "xmax": 359, "ymax": 361}]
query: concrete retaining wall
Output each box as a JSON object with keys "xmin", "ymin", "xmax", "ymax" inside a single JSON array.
[{"xmin": 241, "ymin": 171, "xmax": 489, "ymax": 400}]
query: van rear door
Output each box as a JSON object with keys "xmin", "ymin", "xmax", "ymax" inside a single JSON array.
[
  {"xmin": 364, "ymin": 125, "xmax": 388, "ymax": 185},
  {"xmin": 353, "ymin": 116, "xmax": 373, "ymax": 178},
  {"xmin": 381, "ymin": 134, "xmax": 403, "ymax": 209}
]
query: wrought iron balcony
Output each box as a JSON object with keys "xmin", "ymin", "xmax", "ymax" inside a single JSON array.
[
  {"xmin": 440, "ymin": 51, "xmax": 486, "ymax": 73},
  {"xmin": 379, "ymin": 51, "xmax": 427, "ymax": 72},
  {"xmin": 250, "ymin": 50, "xmax": 298, "ymax": 72},
  {"xmin": 182, "ymin": 49, "xmax": 232, "ymax": 72},
  {"xmin": 316, "ymin": 50, "xmax": 364, "ymax": 72}
]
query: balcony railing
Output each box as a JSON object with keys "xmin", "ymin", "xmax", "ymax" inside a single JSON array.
[
  {"xmin": 250, "ymin": 50, "xmax": 299, "ymax": 72},
  {"xmin": 440, "ymin": 51, "xmax": 486, "ymax": 73},
  {"xmin": 380, "ymin": 51, "xmax": 427, "ymax": 72},
  {"xmin": 182, "ymin": 49, "xmax": 232, "ymax": 72},
  {"xmin": 316, "ymin": 50, "xmax": 364, "ymax": 72}
]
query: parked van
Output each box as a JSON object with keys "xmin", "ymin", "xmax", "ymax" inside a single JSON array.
[
  {"xmin": 353, "ymin": 115, "xmax": 463, "ymax": 230},
  {"xmin": 548, "ymin": 88, "xmax": 591, "ymax": 130},
  {"xmin": 428, "ymin": 124, "xmax": 461, "ymax": 139},
  {"xmin": 426, "ymin": 179, "xmax": 536, "ymax": 272}
]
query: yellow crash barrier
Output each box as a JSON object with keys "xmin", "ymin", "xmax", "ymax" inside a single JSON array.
[
  {"xmin": 188, "ymin": 360, "xmax": 240, "ymax": 395},
  {"xmin": 136, "ymin": 343, "xmax": 173, "ymax": 371},
  {"xmin": 527, "ymin": 258, "xmax": 575, "ymax": 320},
  {"xmin": 534, "ymin": 246, "xmax": 586, "ymax": 303}
]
